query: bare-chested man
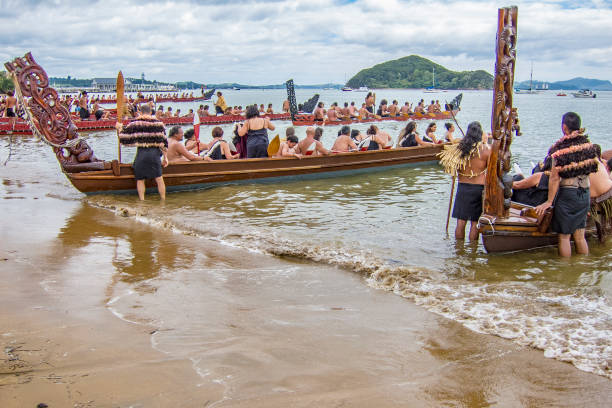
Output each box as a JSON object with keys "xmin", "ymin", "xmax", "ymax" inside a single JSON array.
[
  {"xmin": 340, "ymin": 102, "xmax": 350, "ymax": 120},
  {"xmin": 365, "ymin": 92, "xmax": 375, "ymax": 114},
  {"xmin": 327, "ymin": 103, "xmax": 341, "ymax": 122},
  {"xmin": 166, "ymin": 126, "xmax": 207, "ymax": 162},
  {"xmin": 388, "ymin": 100, "xmax": 400, "ymax": 117},
  {"xmin": 313, "ymin": 102, "xmax": 326, "ymax": 122},
  {"xmin": 282, "ymin": 99, "xmax": 290, "ymax": 113},
  {"xmin": 332, "ymin": 125, "xmax": 358, "ymax": 152},
  {"xmin": 400, "ymin": 102, "xmax": 412, "ymax": 116},
  {"xmin": 296, "ymin": 126, "xmax": 331, "ymax": 156},
  {"xmin": 451, "ymin": 121, "xmax": 491, "ymax": 240},
  {"xmin": 348, "ymin": 102, "xmax": 359, "ymax": 118},
  {"xmin": 4, "ymin": 91, "xmax": 17, "ymax": 132}
]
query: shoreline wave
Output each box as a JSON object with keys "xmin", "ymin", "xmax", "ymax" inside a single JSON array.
[{"xmin": 88, "ymin": 198, "xmax": 612, "ymax": 380}]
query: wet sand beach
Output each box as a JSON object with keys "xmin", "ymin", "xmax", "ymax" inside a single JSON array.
[{"xmin": 2, "ymin": 173, "xmax": 612, "ymax": 407}]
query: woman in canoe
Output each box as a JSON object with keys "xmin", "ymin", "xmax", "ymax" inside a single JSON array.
[
  {"xmin": 238, "ymin": 104, "xmax": 275, "ymax": 158},
  {"xmin": 396, "ymin": 121, "xmax": 435, "ymax": 148}
]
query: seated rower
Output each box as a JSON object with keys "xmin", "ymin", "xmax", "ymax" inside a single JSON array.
[
  {"xmin": 424, "ymin": 122, "xmax": 440, "ymax": 143},
  {"xmin": 426, "ymin": 100, "xmax": 436, "ymax": 113},
  {"xmin": 415, "ymin": 101, "xmax": 425, "ymax": 114},
  {"xmin": 266, "ymin": 103, "xmax": 274, "ymax": 114},
  {"xmin": 184, "ymin": 128, "xmax": 208, "ymax": 153},
  {"xmin": 174, "ymin": 109, "xmax": 181, "ymax": 117},
  {"xmin": 351, "ymin": 129, "xmax": 366, "ymax": 144},
  {"xmin": 340, "ymin": 102, "xmax": 351, "ymax": 120},
  {"xmin": 511, "ymin": 157, "xmax": 551, "ymax": 207},
  {"xmin": 282, "ymin": 99, "xmax": 290, "ymax": 113},
  {"xmin": 259, "ymin": 104, "xmax": 265, "ymax": 113},
  {"xmin": 348, "ymin": 102, "xmax": 359, "ymax": 118},
  {"xmin": 327, "ymin": 104, "xmax": 341, "ymax": 122},
  {"xmin": 200, "ymin": 105, "xmax": 213, "ymax": 117},
  {"xmin": 377, "ymin": 99, "xmax": 389, "ymax": 117},
  {"xmin": 166, "ymin": 126, "xmax": 208, "ymax": 162},
  {"xmin": 434, "ymin": 100, "xmax": 442, "ymax": 113},
  {"xmin": 400, "ymin": 102, "xmax": 412, "ymax": 116},
  {"xmin": 205, "ymin": 127, "xmax": 240, "ymax": 160},
  {"xmin": 275, "ymin": 133, "xmax": 301, "ymax": 159},
  {"xmin": 296, "ymin": 126, "xmax": 331, "ymax": 156},
  {"xmin": 155, "ymin": 106, "xmax": 165, "ymax": 120},
  {"xmin": 165, "ymin": 106, "xmax": 173, "ymax": 118},
  {"xmin": 184, "ymin": 109, "xmax": 194, "ymax": 118},
  {"xmin": 444, "ymin": 122, "xmax": 458, "ymax": 143},
  {"xmin": 396, "ymin": 121, "xmax": 435, "ymax": 148},
  {"xmin": 197, "ymin": 105, "xmax": 205, "ymax": 117},
  {"xmin": 589, "ymin": 146, "xmax": 612, "ymax": 241},
  {"xmin": 313, "ymin": 102, "xmax": 326, "ymax": 122},
  {"xmin": 332, "ymin": 125, "xmax": 358, "ymax": 152},
  {"xmin": 388, "ymin": 100, "xmax": 400, "ymax": 117},
  {"xmin": 366, "ymin": 125, "xmax": 392, "ymax": 150}
]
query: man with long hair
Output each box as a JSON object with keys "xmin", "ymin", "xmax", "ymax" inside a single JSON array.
[
  {"xmin": 536, "ymin": 112, "xmax": 598, "ymax": 257},
  {"xmin": 451, "ymin": 121, "xmax": 491, "ymax": 240}
]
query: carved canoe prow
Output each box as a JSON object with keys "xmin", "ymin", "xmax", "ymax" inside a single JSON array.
[{"xmin": 4, "ymin": 52, "xmax": 102, "ymax": 172}]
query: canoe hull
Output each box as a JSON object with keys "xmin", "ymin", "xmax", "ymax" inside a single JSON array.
[{"xmin": 65, "ymin": 145, "xmax": 444, "ymax": 194}]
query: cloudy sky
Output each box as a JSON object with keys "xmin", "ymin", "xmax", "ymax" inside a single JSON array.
[{"xmin": 1, "ymin": 0, "xmax": 610, "ymax": 85}]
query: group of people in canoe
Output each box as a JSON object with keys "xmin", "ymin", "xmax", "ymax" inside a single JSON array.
[
  {"xmin": 116, "ymin": 102, "xmax": 463, "ymax": 200},
  {"xmin": 444, "ymin": 111, "xmax": 612, "ymax": 258},
  {"xmin": 312, "ymin": 93, "xmax": 451, "ymax": 123}
]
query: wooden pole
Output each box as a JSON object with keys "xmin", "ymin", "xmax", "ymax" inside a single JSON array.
[
  {"xmin": 445, "ymin": 175, "xmax": 456, "ymax": 233},
  {"xmin": 116, "ymin": 71, "xmax": 125, "ymax": 163}
]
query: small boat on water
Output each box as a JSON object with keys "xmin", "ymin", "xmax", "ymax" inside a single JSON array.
[
  {"xmin": 341, "ymin": 86, "xmax": 352, "ymax": 92},
  {"xmin": 556, "ymin": 92, "xmax": 567, "ymax": 96},
  {"xmin": 353, "ymin": 86, "xmax": 369, "ymax": 92},
  {"xmin": 572, "ymin": 89, "xmax": 596, "ymax": 98},
  {"xmin": 3, "ymin": 53, "xmax": 444, "ymax": 195}
]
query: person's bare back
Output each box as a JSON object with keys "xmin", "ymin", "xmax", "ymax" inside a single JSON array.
[
  {"xmin": 332, "ymin": 135, "xmax": 357, "ymax": 152},
  {"xmin": 590, "ymin": 160, "xmax": 612, "ymax": 198},
  {"xmin": 458, "ymin": 144, "xmax": 491, "ymax": 185}
]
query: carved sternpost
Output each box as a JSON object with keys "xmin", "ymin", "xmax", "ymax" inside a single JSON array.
[
  {"xmin": 484, "ymin": 7, "xmax": 520, "ymax": 217},
  {"xmin": 285, "ymin": 79, "xmax": 297, "ymax": 120}
]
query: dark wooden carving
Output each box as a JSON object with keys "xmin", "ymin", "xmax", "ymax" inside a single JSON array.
[
  {"xmin": 4, "ymin": 53, "xmax": 102, "ymax": 171},
  {"xmin": 301, "ymin": 94, "xmax": 319, "ymax": 114},
  {"xmin": 285, "ymin": 79, "xmax": 298, "ymax": 120},
  {"xmin": 484, "ymin": 7, "xmax": 520, "ymax": 217}
]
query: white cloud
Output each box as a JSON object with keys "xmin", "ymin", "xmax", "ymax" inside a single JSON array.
[{"xmin": 0, "ymin": 0, "xmax": 610, "ymax": 84}]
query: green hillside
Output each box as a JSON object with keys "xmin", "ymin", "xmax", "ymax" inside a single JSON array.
[{"xmin": 346, "ymin": 55, "xmax": 493, "ymax": 89}]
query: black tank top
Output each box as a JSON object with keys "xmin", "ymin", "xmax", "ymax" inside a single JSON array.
[{"xmin": 401, "ymin": 133, "xmax": 418, "ymax": 147}]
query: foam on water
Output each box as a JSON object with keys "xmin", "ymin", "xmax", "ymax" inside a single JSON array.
[{"xmin": 88, "ymin": 198, "xmax": 612, "ymax": 379}]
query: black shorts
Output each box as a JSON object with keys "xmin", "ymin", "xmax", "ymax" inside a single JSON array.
[
  {"xmin": 452, "ymin": 183, "xmax": 484, "ymax": 221},
  {"xmin": 79, "ymin": 108, "xmax": 90, "ymax": 119},
  {"xmin": 6, "ymin": 108, "xmax": 15, "ymax": 117},
  {"xmin": 133, "ymin": 147, "xmax": 163, "ymax": 180},
  {"xmin": 551, "ymin": 187, "xmax": 589, "ymax": 234}
]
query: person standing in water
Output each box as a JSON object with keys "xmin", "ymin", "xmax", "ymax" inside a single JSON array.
[
  {"xmin": 117, "ymin": 104, "xmax": 168, "ymax": 201},
  {"xmin": 536, "ymin": 112, "xmax": 599, "ymax": 257},
  {"xmin": 451, "ymin": 121, "xmax": 491, "ymax": 240}
]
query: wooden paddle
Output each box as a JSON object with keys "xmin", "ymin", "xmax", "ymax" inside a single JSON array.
[
  {"xmin": 116, "ymin": 71, "xmax": 125, "ymax": 163},
  {"xmin": 267, "ymin": 134, "xmax": 280, "ymax": 157}
]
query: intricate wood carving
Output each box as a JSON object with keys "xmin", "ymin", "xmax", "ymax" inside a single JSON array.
[
  {"xmin": 285, "ymin": 79, "xmax": 298, "ymax": 120},
  {"xmin": 484, "ymin": 7, "xmax": 520, "ymax": 217},
  {"xmin": 4, "ymin": 52, "xmax": 101, "ymax": 170}
]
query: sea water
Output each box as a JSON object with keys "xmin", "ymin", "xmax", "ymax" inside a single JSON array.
[{"xmin": 3, "ymin": 89, "xmax": 612, "ymax": 383}]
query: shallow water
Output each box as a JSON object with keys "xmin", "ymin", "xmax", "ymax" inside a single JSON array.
[{"xmin": 2, "ymin": 89, "xmax": 612, "ymax": 385}]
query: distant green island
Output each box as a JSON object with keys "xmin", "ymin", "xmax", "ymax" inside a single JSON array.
[{"xmin": 346, "ymin": 55, "xmax": 493, "ymax": 90}]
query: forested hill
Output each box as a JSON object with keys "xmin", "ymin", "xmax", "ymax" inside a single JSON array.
[{"xmin": 346, "ymin": 55, "xmax": 493, "ymax": 89}]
